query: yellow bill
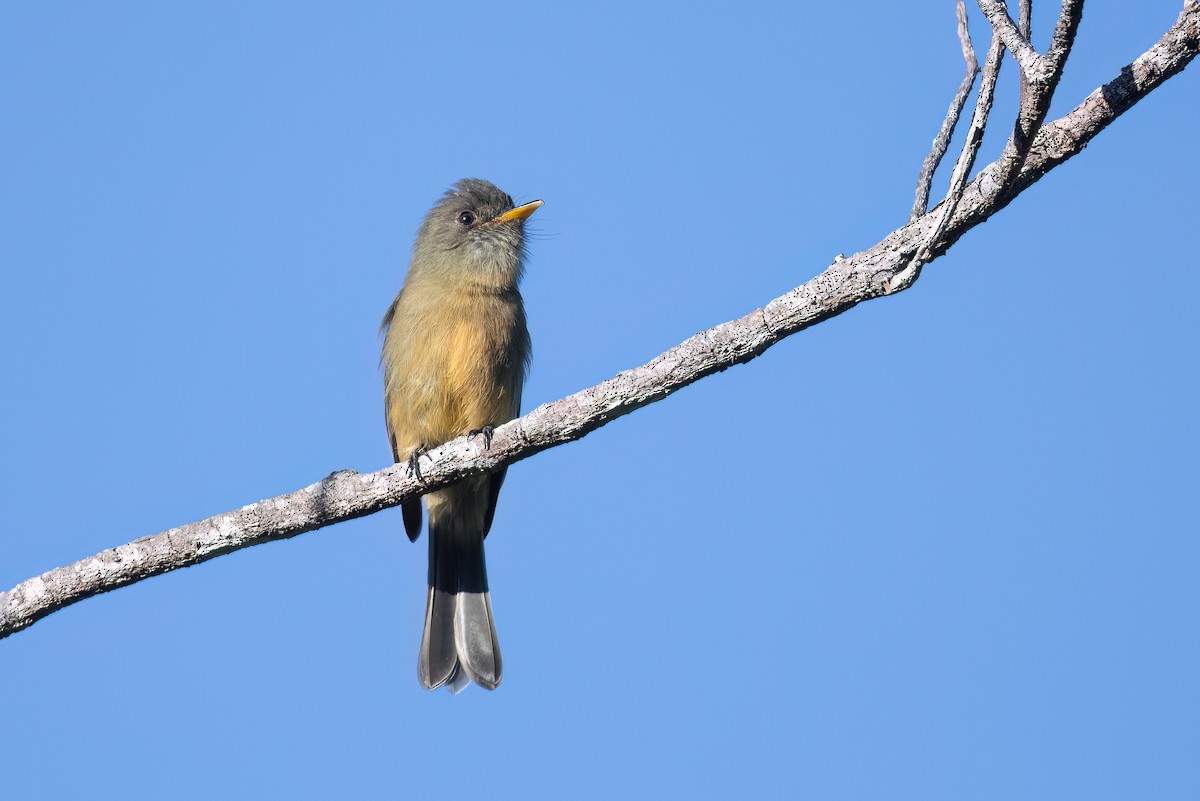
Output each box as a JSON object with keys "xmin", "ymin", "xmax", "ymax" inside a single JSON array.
[{"xmin": 493, "ymin": 199, "xmax": 544, "ymax": 223}]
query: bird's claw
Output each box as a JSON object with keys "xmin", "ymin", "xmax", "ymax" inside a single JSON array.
[
  {"xmin": 406, "ymin": 446, "xmax": 430, "ymax": 481},
  {"xmin": 467, "ymin": 425, "xmax": 495, "ymax": 450}
]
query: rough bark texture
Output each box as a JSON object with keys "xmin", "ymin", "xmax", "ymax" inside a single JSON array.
[
  {"xmin": 898, "ymin": 30, "xmax": 1006, "ymax": 294},
  {"xmin": 979, "ymin": 0, "xmax": 1047, "ymax": 80},
  {"xmin": 2, "ymin": 2, "xmax": 1197, "ymax": 642},
  {"xmin": 993, "ymin": 0, "xmax": 1086, "ymax": 189},
  {"xmin": 911, "ymin": 1, "xmax": 980, "ymax": 223}
]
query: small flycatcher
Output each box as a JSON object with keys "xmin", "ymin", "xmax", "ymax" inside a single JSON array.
[{"xmin": 381, "ymin": 179, "xmax": 541, "ymax": 692}]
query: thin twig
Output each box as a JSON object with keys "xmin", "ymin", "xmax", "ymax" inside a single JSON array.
[
  {"xmin": 978, "ymin": 0, "xmax": 1044, "ymax": 80},
  {"xmin": 2, "ymin": 1, "xmax": 1198, "ymax": 643},
  {"xmin": 1044, "ymin": 0, "xmax": 1085, "ymax": 74},
  {"xmin": 910, "ymin": 1, "xmax": 981, "ymax": 223},
  {"xmin": 1018, "ymin": 0, "xmax": 1033, "ymax": 107},
  {"xmin": 895, "ymin": 31, "xmax": 1005, "ymax": 290}
]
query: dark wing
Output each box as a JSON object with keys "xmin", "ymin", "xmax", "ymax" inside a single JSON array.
[
  {"xmin": 482, "ymin": 467, "xmax": 507, "ymax": 539},
  {"xmin": 402, "ymin": 499, "xmax": 423, "ymax": 542},
  {"xmin": 382, "ymin": 290, "xmax": 424, "ymax": 542},
  {"xmin": 379, "ymin": 292, "xmax": 401, "ymax": 338}
]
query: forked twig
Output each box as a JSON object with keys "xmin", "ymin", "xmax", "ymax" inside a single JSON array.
[
  {"xmin": 978, "ymin": 0, "xmax": 1044, "ymax": 80},
  {"xmin": 911, "ymin": 1, "xmax": 981, "ymax": 223},
  {"xmin": 894, "ymin": 31, "xmax": 1005, "ymax": 291},
  {"xmin": 985, "ymin": 0, "xmax": 1085, "ymax": 188}
]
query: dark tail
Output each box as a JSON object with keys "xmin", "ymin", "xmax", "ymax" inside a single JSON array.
[{"xmin": 418, "ymin": 513, "xmax": 501, "ymax": 692}]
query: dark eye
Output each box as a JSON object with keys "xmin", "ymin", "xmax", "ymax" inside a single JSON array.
[{"xmin": 458, "ymin": 211, "xmax": 476, "ymax": 226}]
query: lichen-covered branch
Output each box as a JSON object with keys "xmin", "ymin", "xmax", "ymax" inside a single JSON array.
[
  {"xmin": 988, "ymin": 0, "xmax": 1086, "ymax": 192},
  {"xmin": 2, "ymin": 1, "xmax": 1197, "ymax": 642}
]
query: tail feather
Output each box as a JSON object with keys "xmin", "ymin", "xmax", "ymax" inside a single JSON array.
[
  {"xmin": 418, "ymin": 586, "xmax": 459, "ymax": 689},
  {"xmin": 418, "ymin": 513, "xmax": 501, "ymax": 692},
  {"xmin": 455, "ymin": 589, "xmax": 501, "ymax": 689}
]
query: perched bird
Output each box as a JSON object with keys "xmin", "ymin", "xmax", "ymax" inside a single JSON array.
[{"xmin": 380, "ymin": 179, "xmax": 541, "ymax": 692}]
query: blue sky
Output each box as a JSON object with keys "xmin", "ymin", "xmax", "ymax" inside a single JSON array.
[{"xmin": 1, "ymin": 2, "xmax": 1197, "ymax": 798}]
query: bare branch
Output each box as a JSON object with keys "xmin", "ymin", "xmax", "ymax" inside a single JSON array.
[
  {"xmin": 898, "ymin": 32, "xmax": 1005, "ymax": 290},
  {"xmin": 1044, "ymin": 0, "xmax": 1086, "ymax": 75},
  {"xmin": 910, "ymin": 1, "xmax": 981, "ymax": 222},
  {"xmin": 1018, "ymin": 0, "xmax": 1033, "ymax": 106},
  {"xmin": 993, "ymin": 0, "xmax": 1085, "ymax": 188},
  {"xmin": 925, "ymin": 0, "xmax": 1197, "ymax": 252},
  {"xmin": 2, "ymin": 1, "xmax": 1198, "ymax": 642},
  {"xmin": 977, "ymin": 0, "xmax": 1044, "ymax": 79}
]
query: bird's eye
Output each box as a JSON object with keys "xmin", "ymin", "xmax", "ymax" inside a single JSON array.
[{"xmin": 458, "ymin": 211, "xmax": 476, "ymax": 226}]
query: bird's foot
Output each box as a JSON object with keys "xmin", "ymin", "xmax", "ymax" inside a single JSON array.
[
  {"xmin": 406, "ymin": 446, "xmax": 430, "ymax": 481},
  {"xmin": 467, "ymin": 425, "xmax": 495, "ymax": 450}
]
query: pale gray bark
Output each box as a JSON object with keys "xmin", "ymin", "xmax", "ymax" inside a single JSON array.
[
  {"xmin": 897, "ymin": 30, "xmax": 1006, "ymax": 294},
  {"xmin": 910, "ymin": 1, "xmax": 980, "ymax": 223},
  {"xmin": 994, "ymin": 0, "xmax": 1086, "ymax": 189},
  {"xmin": 1018, "ymin": 0, "xmax": 1033, "ymax": 108},
  {"xmin": 2, "ymin": 1, "xmax": 1198, "ymax": 642},
  {"xmin": 978, "ymin": 0, "xmax": 1046, "ymax": 80}
]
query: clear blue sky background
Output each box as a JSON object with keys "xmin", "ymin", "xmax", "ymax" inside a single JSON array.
[{"xmin": 1, "ymin": 2, "xmax": 1196, "ymax": 798}]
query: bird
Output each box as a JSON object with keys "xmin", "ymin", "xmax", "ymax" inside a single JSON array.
[{"xmin": 380, "ymin": 179, "xmax": 541, "ymax": 692}]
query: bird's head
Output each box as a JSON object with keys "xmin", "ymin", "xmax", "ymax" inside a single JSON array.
[{"xmin": 412, "ymin": 178, "xmax": 542, "ymax": 289}]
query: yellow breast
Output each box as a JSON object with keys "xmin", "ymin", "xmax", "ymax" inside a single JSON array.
[{"xmin": 382, "ymin": 285, "xmax": 528, "ymax": 459}]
